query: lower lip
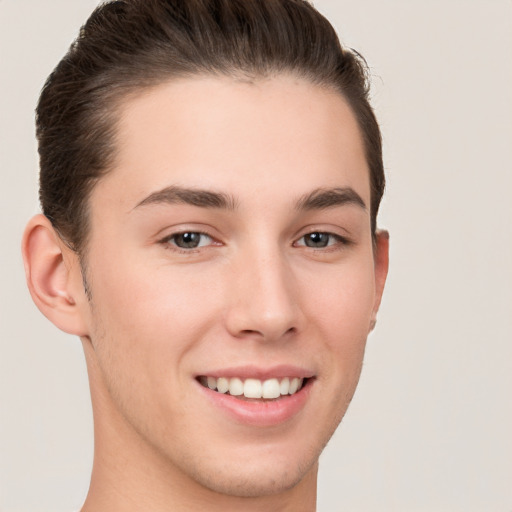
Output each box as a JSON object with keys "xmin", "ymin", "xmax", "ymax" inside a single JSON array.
[{"xmin": 197, "ymin": 380, "xmax": 313, "ymax": 427}]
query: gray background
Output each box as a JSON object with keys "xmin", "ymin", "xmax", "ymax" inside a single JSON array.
[{"xmin": 1, "ymin": 0, "xmax": 511, "ymax": 510}]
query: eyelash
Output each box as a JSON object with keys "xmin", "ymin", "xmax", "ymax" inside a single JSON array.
[
  {"xmin": 159, "ymin": 231, "xmax": 216, "ymax": 253},
  {"xmin": 294, "ymin": 231, "xmax": 352, "ymax": 250}
]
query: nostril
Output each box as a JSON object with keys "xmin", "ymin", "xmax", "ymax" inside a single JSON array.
[{"xmin": 236, "ymin": 325, "xmax": 296, "ymax": 341}]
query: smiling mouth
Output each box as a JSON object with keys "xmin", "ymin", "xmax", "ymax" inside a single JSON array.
[{"xmin": 197, "ymin": 376, "xmax": 309, "ymax": 400}]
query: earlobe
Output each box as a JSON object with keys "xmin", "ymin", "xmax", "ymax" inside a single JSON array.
[
  {"xmin": 22, "ymin": 214, "xmax": 89, "ymax": 336},
  {"xmin": 369, "ymin": 229, "xmax": 389, "ymax": 332}
]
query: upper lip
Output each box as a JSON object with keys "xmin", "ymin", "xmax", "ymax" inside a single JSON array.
[{"xmin": 196, "ymin": 365, "xmax": 315, "ymax": 380}]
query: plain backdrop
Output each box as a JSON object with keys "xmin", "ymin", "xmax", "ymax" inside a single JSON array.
[{"xmin": 1, "ymin": 1, "xmax": 511, "ymax": 511}]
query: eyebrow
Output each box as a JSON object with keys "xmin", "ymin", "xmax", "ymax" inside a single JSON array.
[
  {"xmin": 295, "ymin": 187, "xmax": 367, "ymax": 212},
  {"xmin": 134, "ymin": 185, "xmax": 238, "ymax": 210},
  {"xmin": 133, "ymin": 185, "xmax": 366, "ymax": 213}
]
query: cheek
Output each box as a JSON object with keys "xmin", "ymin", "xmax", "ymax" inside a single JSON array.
[
  {"xmin": 304, "ymin": 256, "xmax": 376, "ymax": 381},
  {"xmin": 86, "ymin": 252, "xmax": 225, "ymax": 387},
  {"xmin": 309, "ymin": 257, "xmax": 375, "ymax": 337},
  {"xmin": 84, "ymin": 255, "xmax": 223, "ymax": 434},
  {"xmin": 90, "ymin": 251, "xmax": 215, "ymax": 333}
]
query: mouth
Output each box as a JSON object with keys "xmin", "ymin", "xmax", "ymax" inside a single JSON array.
[
  {"xmin": 195, "ymin": 366, "xmax": 315, "ymax": 426},
  {"xmin": 197, "ymin": 376, "xmax": 310, "ymax": 401}
]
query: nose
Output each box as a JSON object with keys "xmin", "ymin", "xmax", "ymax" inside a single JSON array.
[{"xmin": 224, "ymin": 247, "xmax": 302, "ymax": 342}]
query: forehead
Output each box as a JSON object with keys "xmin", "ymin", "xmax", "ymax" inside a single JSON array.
[{"xmin": 94, "ymin": 75, "xmax": 370, "ymax": 212}]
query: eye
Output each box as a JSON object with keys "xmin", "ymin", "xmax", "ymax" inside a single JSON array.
[
  {"xmin": 295, "ymin": 232, "xmax": 346, "ymax": 249},
  {"xmin": 163, "ymin": 232, "xmax": 213, "ymax": 250}
]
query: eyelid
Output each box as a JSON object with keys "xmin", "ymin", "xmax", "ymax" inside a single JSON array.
[
  {"xmin": 293, "ymin": 229, "xmax": 353, "ymax": 249},
  {"xmin": 158, "ymin": 228, "xmax": 221, "ymax": 253}
]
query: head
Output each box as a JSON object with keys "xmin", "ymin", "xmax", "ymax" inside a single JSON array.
[{"xmin": 24, "ymin": 0, "xmax": 388, "ymax": 507}]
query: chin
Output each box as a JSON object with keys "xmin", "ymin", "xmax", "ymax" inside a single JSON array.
[
  {"xmin": 161, "ymin": 422, "xmax": 330, "ymax": 500},
  {"xmin": 186, "ymin": 455, "xmax": 319, "ymax": 498}
]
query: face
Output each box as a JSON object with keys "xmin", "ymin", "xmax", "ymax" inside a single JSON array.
[{"xmin": 78, "ymin": 75, "xmax": 386, "ymax": 497}]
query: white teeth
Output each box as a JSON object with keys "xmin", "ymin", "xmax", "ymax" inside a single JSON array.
[
  {"xmin": 201, "ymin": 376, "xmax": 307, "ymax": 398},
  {"xmin": 288, "ymin": 377, "xmax": 299, "ymax": 394},
  {"xmin": 217, "ymin": 377, "xmax": 229, "ymax": 394},
  {"xmin": 280, "ymin": 377, "xmax": 290, "ymax": 395},
  {"xmin": 262, "ymin": 378, "xmax": 280, "ymax": 399},
  {"xmin": 229, "ymin": 377, "xmax": 244, "ymax": 396},
  {"xmin": 244, "ymin": 379, "xmax": 262, "ymax": 398}
]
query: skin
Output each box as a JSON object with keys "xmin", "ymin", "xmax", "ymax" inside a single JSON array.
[{"xmin": 23, "ymin": 75, "xmax": 388, "ymax": 511}]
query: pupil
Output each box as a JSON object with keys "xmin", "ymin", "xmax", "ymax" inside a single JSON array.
[
  {"xmin": 306, "ymin": 232, "xmax": 328, "ymax": 248},
  {"xmin": 177, "ymin": 232, "xmax": 200, "ymax": 248}
]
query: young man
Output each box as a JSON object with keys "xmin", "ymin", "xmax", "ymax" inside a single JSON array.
[{"xmin": 22, "ymin": 0, "xmax": 388, "ymax": 510}]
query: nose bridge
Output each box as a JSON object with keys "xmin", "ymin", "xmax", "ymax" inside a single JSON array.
[{"xmin": 226, "ymin": 240, "xmax": 299, "ymax": 341}]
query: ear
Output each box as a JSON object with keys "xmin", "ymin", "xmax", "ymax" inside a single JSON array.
[
  {"xmin": 22, "ymin": 214, "xmax": 89, "ymax": 336},
  {"xmin": 369, "ymin": 229, "xmax": 389, "ymax": 332}
]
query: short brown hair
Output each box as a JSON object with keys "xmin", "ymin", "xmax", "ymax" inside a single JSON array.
[{"xmin": 37, "ymin": 0, "xmax": 384, "ymax": 255}]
